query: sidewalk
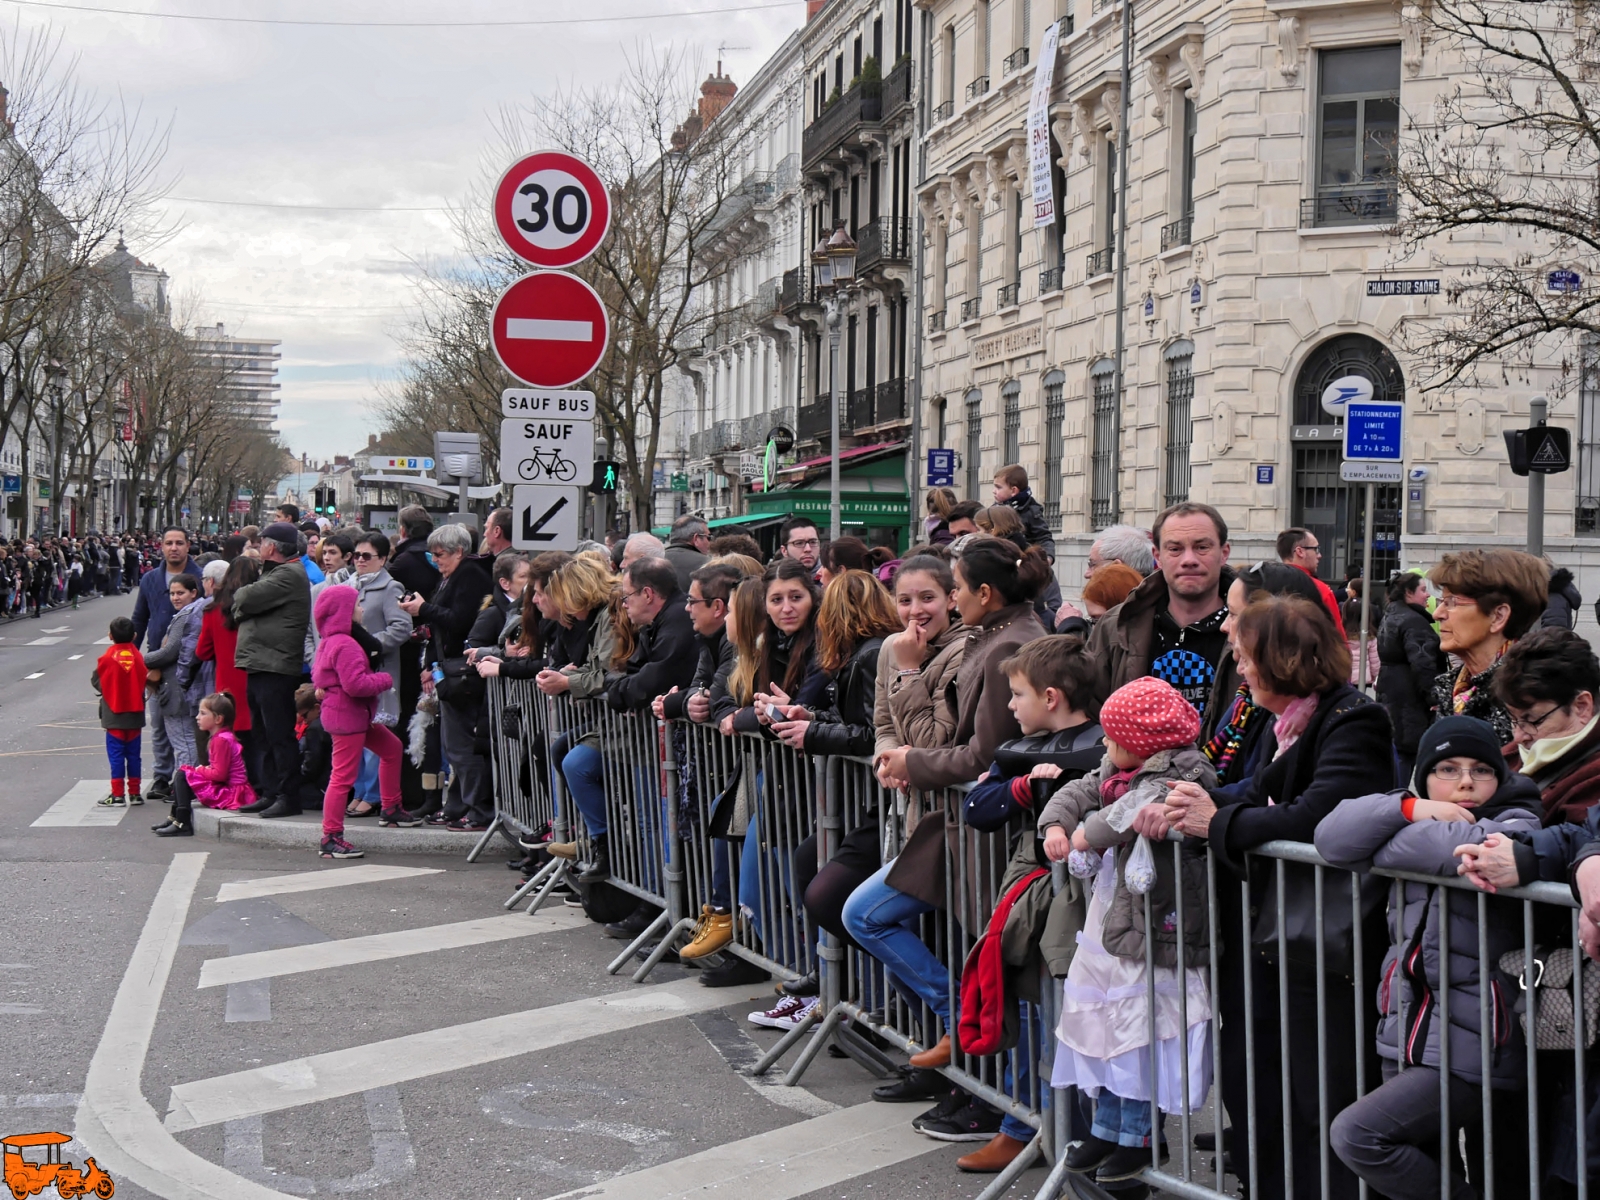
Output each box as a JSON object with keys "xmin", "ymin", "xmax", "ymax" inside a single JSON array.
[{"xmin": 190, "ymin": 805, "xmax": 504, "ymax": 856}]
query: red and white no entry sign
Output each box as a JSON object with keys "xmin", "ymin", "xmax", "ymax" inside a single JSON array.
[
  {"xmin": 493, "ymin": 151, "xmax": 611, "ymax": 269},
  {"xmin": 491, "ymin": 271, "xmax": 610, "ymax": 389}
]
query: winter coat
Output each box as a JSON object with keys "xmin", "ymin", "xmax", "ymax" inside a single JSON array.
[
  {"xmin": 1376, "ymin": 601, "xmax": 1446, "ymax": 757},
  {"xmin": 1544, "ymin": 566, "xmax": 1582, "ymax": 629},
  {"xmin": 902, "ymin": 603, "xmax": 1045, "ymax": 790},
  {"xmin": 664, "ymin": 542, "xmax": 708, "ymax": 594},
  {"xmin": 387, "ymin": 537, "xmax": 440, "ymax": 602},
  {"xmin": 92, "ymin": 643, "xmax": 147, "ymax": 731},
  {"xmin": 962, "ymin": 723, "xmax": 1106, "ymax": 831},
  {"xmin": 130, "ymin": 555, "xmax": 203, "ymax": 651},
  {"xmin": 1432, "ymin": 657, "xmax": 1515, "ymax": 750},
  {"xmin": 352, "ymin": 567, "xmax": 411, "ymax": 726},
  {"xmin": 1314, "ymin": 776, "xmax": 1542, "ymax": 1086},
  {"xmin": 1037, "ymin": 746, "xmax": 1217, "ymax": 968},
  {"xmin": 662, "ymin": 625, "xmax": 733, "ymax": 721},
  {"xmin": 417, "ymin": 557, "xmax": 494, "ymax": 665},
  {"xmin": 873, "ymin": 622, "xmax": 966, "ymax": 760},
  {"xmin": 195, "ymin": 607, "xmax": 251, "ymax": 732},
  {"xmin": 1082, "ymin": 569, "xmax": 1231, "ymax": 715},
  {"xmin": 311, "ymin": 587, "xmax": 394, "ymax": 736},
  {"xmin": 1522, "ymin": 719, "xmax": 1600, "ymax": 826},
  {"xmin": 232, "ymin": 558, "xmax": 312, "ymax": 677},
  {"xmin": 1002, "ymin": 488, "xmax": 1057, "ymax": 562},
  {"xmin": 466, "ymin": 588, "xmax": 515, "ymax": 651},
  {"xmin": 606, "ymin": 594, "xmax": 700, "ymax": 713},
  {"xmin": 802, "ymin": 637, "xmax": 886, "ymax": 758},
  {"xmin": 729, "ymin": 630, "xmax": 831, "ymax": 734},
  {"xmin": 144, "ymin": 597, "xmax": 207, "ymax": 718}
]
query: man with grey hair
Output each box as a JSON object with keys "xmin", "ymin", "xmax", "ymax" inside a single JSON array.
[
  {"xmin": 621, "ymin": 532, "xmax": 666, "ymax": 569},
  {"xmin": 664, "ymin": 514, "xmax": 710, "ymax": 593},
  {"xmin": 1055, "ymin": 523, "xmax": 1156, "ymax": 632},
  {"xmin": 231, "ymin": 521, "xmax": 313, "ymax": 818}
]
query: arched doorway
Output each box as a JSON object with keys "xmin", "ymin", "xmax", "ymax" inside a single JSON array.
[{"xmin": 1290, "ymin": 334, "xmax": 1404, "ymax": 583}]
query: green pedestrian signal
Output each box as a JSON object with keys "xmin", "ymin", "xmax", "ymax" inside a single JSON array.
[{"xmin": 589, "ymin": 461, "xmax": 619, "ymax": 494}]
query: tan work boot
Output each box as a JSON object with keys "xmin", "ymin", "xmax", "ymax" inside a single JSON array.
[
  {"xmin": 678, "ymin": 905, "xmax": 734, "ymax": 960},
  {"xmin": 546, "ymin": 841, "xmax": 578, "ymax": 860}
]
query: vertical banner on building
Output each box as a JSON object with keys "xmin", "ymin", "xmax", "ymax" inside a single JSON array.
[{"xmin": 1028, "ymin": 20, "xmax": 1063, "ymax": 227}]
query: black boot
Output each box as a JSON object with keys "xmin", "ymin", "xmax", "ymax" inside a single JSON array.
[
  {"xmin": 576, "ymin": 834, "xmax": 610, "ymax": 884},
  {"xmin": 154, "ymin": 819, "xmax": 192, "ymax": 837}
]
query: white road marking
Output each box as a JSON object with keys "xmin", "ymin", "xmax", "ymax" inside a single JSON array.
[
  {"xmin": 198, "ymin": 910, "xmax": 586, "ymax": 988},
  {"xmin": 22, "ymin": 672, "xmax": 43, "ymax": 680},
  {"xmin": 544, "ymin": 1102, "xmax": 941, "ymax": 1199},
  {"xmin": 93, "ymin": 636, "xmax": 112, "ymax": 645},
  {"xmin": 32, "ymin": 780, "xmax": 127, "ymax": 827},
  {"xmin": 26, "ymin": 636, "xmax": 66, "ymax": 646},
  {"xmin": 506, "ymin": 317, "xmax": 593, "ymax": 341},
  {"xmin": 164, "ymin": 977, "xmax": 734, "ymax": 1132},
  {"xmin": 214, "ymin": 864, "xmax": 443, "ymax": 904},
  {"xmin": 67, "ymin": 654, "xmax": 83, "ymax": 660},
  {"xmin": 0, "ymin": 1004, "xmax": 43, "ymax": 1014},
  {"xmin": 42, "ymin": 625, "xmax": 71, "ymax": 632},
  {"xmin": 75, "ymin": 851, "xmax": 304, "ymax": 1199}
]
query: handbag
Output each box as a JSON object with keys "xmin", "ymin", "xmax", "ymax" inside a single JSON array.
[
  {"xmin": 1251, "ymin": 859, "xmax": 1388, "ymax": 981},
  {"xmin": 1498, "ymin": 946, "xmax": 1600, "ymax": 1050}
]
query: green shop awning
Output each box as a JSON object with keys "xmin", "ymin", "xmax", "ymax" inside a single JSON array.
[{"xmin": 744, "ymin": 490, "xmax": 909, "ymax": 524}]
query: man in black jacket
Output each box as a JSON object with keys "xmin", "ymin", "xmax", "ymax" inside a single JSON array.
[
  {"xmin": 387, "ymin": 506, "xmax": 441, "ymax": 810},
  {"xmin": 663, "ymin": 514, "xmax": 710, "ymax": 594},
  {"xmin": 466, "ymin": 551, "xmax": 529, "ymax": 652}
]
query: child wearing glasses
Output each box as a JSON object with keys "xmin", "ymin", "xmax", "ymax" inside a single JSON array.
[{"xmin": 1314, "ymin": 716, "xmax": 1541, "ymax": 1200}]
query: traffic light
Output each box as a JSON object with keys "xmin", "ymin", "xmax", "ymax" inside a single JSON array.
[
  {"xmin": 312, "ymin": 486, "xmax": 337, "ymax": 514},
  {"xmin": 589, "ymin": 461, "xmax": 619, "ymax": 494}
]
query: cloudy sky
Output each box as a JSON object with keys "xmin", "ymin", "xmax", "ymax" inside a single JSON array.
[{"xmin": 14, "ymin": 0, "xmax": 800, "ymax": 459}]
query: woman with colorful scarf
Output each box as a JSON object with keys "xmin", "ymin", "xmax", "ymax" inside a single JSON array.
[{"xmin": 1425, "ymin": 549, "xmax": 1549, "ymax": 751}]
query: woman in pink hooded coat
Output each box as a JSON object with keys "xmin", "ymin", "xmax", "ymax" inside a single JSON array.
[{"xmin": 311, "ymin": 586, "xmax": 403, "ymax": 858}]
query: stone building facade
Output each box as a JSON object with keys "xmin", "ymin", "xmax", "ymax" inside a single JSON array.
[{"xmin": 915, "ymin": 0, "xmax": 1585, "ymax": 592}]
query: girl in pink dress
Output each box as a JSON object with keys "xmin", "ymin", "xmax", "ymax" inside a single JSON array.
[{"xmin": 181, "ymin": 693, "xmax": 256, "ymax": 811}]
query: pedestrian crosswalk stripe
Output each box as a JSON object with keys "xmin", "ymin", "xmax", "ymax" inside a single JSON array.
[
  {"xmin": 197, "ymin": 911, "xmax": 587, "ymax": 988},
  {"xmin": 26, "ymin": 637, "xmax": 66, "ymax": 646},
  {"xmin": 163, "ymin": 978, "xmax": 733, "ymax": 1132},
  {"xmin": 214, "ymin": 864, "xmax": 443, "ymax": 904},
  {"xmin": 32, "ymin": 781, "xmax": 127, "ymax": 828},
  {"xmin": 544, "ymin": 1102, "xmax": 940, "ymax": 1199}
]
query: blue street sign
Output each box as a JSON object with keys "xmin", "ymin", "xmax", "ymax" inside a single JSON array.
[
  {"xmin": 1549, "ymin": 268, "xmax": 1583, "ymax": 294},
  {"xmin": 1344, "ymin": 400, "xmax": 1404, "ymax": 461},
  {"xmin": 927, "ymin": 449, "xmax": 956, "ymax": 487},
  {"xmin": 1255, "ymin": 465, "xmax": 1274, "ymax": 485},
  {"xmin": 1, "ymin": 475, "xmax": 17, "ymax": 494}
]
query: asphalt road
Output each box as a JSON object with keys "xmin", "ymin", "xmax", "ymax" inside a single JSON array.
[{"xmin": 0, "ymin": 590, "xmax": 1063, "ymax": 1200}]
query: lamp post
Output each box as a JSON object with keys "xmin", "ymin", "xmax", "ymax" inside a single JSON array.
[{"xmin": 812, "ymin": 221, "xmax": 857, "ymax": 542}]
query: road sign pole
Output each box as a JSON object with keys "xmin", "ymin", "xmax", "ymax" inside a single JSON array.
[
  {"xmin": 1359, "ymin": 481, "xmax": 1374, "ymax": 692},
  {"xmin": 827, "ymin": 296, "xmax": 842, "ymax": 542},
  {"xmin": 1529, "ymin": 395, "xmax": 1547, "ymax": 556}
]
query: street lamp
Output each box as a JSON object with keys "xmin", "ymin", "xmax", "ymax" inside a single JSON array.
[{"xmin": 812, "ymin": 221, "xmax": 857, "ymax": 542}]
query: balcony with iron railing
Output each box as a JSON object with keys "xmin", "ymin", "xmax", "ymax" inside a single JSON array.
[
  {"xmin": 1086, "ymin": 246, "xmax": 1113, "ymax": 277},
  {"xmin": 960, "ymin": 297, "xmax": 981, "ymax": 322},
  {"xmin": 797, "ymin": 399, "xmax": 834, "ymax": 442},
  {"xmin": 780, "ymin": 266, "xmax": 816, "ymax": 314},
  {"xmin": 856, "ymin": 216, "xmax": 914, "ymax": 274},
  {"xmin": 848, "ymin": 387, "xmax": 874, "ymax": 431},
  {"xmin": 1002, "ymin": 47, "xmax": 1029, "ymax": 73},
  {"xmin": 928, "ymin": 308, "xmax": 947, "ymax": 332},
  {"xmin": 966, "ymin": 76, "xmax": 990, "ymax": 101},
  {"xmin": 705, "ymin": 172, "xmax": 776, "ymax": 239},
  {"xmin": 875, "ymin": 378, "xmax": 907, "ymax": 424},
  {"xmin": 1039, "ymin": 265, "xmax": 1063, "ymax": 293},
  {"xmin": 932, "ymin": 99, "xmax": 953, "ymax": 123},
  {"xmin": 1300, "ymin": 183, "xmax": 1398, "ymax": 228},
  {"xmin": 1160, "ymin": 215, "xmax": 1192, "ymax": 251},
  {"xmin": 802, "ymin": 57, "xmax": 914, "ymax": 169},
  {"xmin": 997, "ymin": 281, "xmax": 1020, "ymax": 309},
  {"xmin": 741, "ymin": 406, "xmax": 796, "ymax": 450}
]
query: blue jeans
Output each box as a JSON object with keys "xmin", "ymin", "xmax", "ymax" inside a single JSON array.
[
  {"xmin": 840, "ymin": 860, "xmax": 948, "ymax": 1023},
  {"xmin": 561, "ymin": 742, "xmax": 607, "ymax": 837},
  {"xmin": 1092, "ymin": 1090, "xmax": 1159, "ymax": 1148},
  {"xmin": 710, "ymin": 837, "xmax": 733, "ymax": 911}
]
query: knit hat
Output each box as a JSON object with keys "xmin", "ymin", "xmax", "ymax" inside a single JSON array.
[
  {"xmin": 261, "ymin": 521, "xmax": 299, "ymax": 545},
  {"xmin": 1098, "ymin": 676, "xmax": 1201, "ymax": 759},
  {"xmin": 1412, "ymin": 715, "xmax": 1509, "ymax": 793}
]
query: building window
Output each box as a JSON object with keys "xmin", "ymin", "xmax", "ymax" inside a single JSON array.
[
  {"xmin": 1090, "ymin": 358, "xmax": 1117, "ymax": 529},
  {"xmin": 965, "ymin": 388, "xmax": 983, "ymax": 499},
  {"xmin": 1002, "ymin": 380, "xmax": 1021, "ymax": 465},
  {"xmin": 935, "ymin": 396, "xmax": 948, "ymax": 449},
  {"xmin": 1307, "ymin": 44, "xmax": 1401, "ymax": 227},
  {"xmin": 1043, "ymin": 370, "xmax": 1065, "ymax": 524},
  {"xmin": 1164, "ymin": 339, "xmax": 1194, "ymax": 506},
  {"xmin": 980, "ymin": 0, "xmax": 991, "ymax": 82},
  {"xmin": 944, "ymin": 24, "xmax": 956, "ymax": 106},
  {"xmin": 1580, "ymin": 336, "xmax": 1600, "ymax": 534}
]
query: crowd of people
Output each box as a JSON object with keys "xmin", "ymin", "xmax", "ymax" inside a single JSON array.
[
  {"xmin": 0, "ymin": 533, "xmax": 155, "ymax": 616},
  {"xmin": 71, "ymin": 460, "xmax": 1600, "ymax": 1197}
]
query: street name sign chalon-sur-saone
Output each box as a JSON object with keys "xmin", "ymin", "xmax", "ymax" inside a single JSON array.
[{"xmin": 491, "ymin": 152, "xmax": 611, "ymax": 547}]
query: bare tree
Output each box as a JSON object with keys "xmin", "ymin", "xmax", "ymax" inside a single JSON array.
[{"xmin": 1397, "ymin": 1, "xmax": 1600, "ymax": 392}]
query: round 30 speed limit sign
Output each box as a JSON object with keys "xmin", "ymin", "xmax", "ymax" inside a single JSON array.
[{"xmin": 493, "ymin": 151, "xmax": 611, "ymax": 269}]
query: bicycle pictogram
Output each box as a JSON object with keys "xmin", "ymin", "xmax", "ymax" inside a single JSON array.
[{"xmin": 517, "ymin": 448, "xmax": 577, "ymax": 482}]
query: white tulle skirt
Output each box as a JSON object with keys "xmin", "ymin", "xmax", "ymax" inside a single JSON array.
[{"xmin": 1051, "ymin": 851, "xmax": 1213, "ymax": 1112}]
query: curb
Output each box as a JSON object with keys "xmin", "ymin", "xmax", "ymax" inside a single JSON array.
[{"xmin": 190, "ymin": 807, "xmax": 511, "ymax": 857}]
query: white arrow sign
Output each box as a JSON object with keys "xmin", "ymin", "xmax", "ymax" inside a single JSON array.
[
  {"xmin": 511, "ymin": 484, "xmax": 583, "ymax": 551},
  {"xmin": 500, "ymin": 416, "xmax": 594, "ymax": 486}
]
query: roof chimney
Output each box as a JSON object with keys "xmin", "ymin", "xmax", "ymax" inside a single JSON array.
[
  {"xmin": 806, "ymin": 0, "xmax": 827, "ymax": 19},
  {"xmin": 368, "ymin": 433, "xmax": 377, "ymax": 447},
  {"xmin": 698, "ymin": 68, "xmax": 737, "ymax": 125}
]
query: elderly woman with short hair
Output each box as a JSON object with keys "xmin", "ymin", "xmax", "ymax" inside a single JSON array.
[
  {"xmin": 398, "ymin": 524, "xmax": 494, "ymax": 831},
  {"xmin": 1427, "ymin": 548, "xmax": 1549, "ymax": 748}
]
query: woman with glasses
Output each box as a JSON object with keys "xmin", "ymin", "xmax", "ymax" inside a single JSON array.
[
  {"xmin": 348, "ymin": 532, "xmax": 414, "ymax": 823},
  {"xmin": 1375, "ymin": 570, "xmax": 1447, "ymax": 786},
  {"xmin": 1425, "ymin": 549, "xmax": 1549, "ymax": 749}
]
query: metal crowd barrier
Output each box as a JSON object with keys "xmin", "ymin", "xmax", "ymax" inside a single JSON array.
[{"xmin": 485, "ymin": 697, "xmax": 1598, "ymax": 1200}]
